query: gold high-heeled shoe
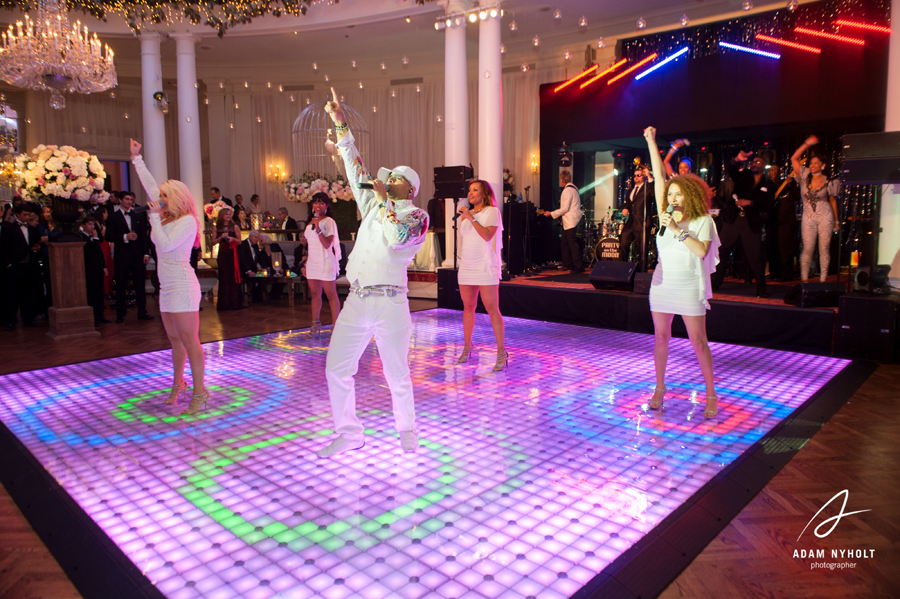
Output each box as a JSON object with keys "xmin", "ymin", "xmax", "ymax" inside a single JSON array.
[
  {"xmin": 648, "ymin": 385, "xmax": 666, "ymax": 410},
  {"xmin": 305, "ymin": 320, "xmax": 322, "ymax": 339},
  {"xmin": 456, "ymin": 345, "xmax": 472, "ymax": 364},
  {"xmin": 181, "ymin": 388, "xmax": 210, "ymax": 416},
  {"xmin": 704, "ymin": 395, "xmax": 719, "ymax": 419},
  {"xmin": 492, "ymin": 351, "xmax": 509, "ymax": 372},
  {"xmin": 164, "ymin": 381, "xmax": 187, "ymax": 405}
]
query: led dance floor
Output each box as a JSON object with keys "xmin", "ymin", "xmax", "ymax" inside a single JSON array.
[{"xmin": 0, "ymin": 309, "xmax": 849, "ymax": 599}]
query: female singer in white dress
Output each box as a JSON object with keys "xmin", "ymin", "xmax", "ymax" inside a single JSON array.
[
  {"xmin": 456, "ymin": 180, "xmax": 507, "ymax": 371},
  {"xmin": 130, "ymin": 139, "xmax": 207, "ymax": 415},
  {"xmin": 303, "ymin": 192, "xmax": 342, "ymax": 337},
  {"xmin": 644, "ymin": 128, "xmax": 722, "ymax": 418}
]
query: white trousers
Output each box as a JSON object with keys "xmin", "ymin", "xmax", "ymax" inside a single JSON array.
[
  {"xmin": 800, "ymin": 208, "xmax": 834, "ymax": 281},
  {"xmin": 324, "ymin": 292, "xmax": 415, "ymax": 441}
]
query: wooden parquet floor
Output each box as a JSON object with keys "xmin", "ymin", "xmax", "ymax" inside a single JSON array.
[{"xmin": 1, "ymin": 296, "xmax": 897, "ymax": 598}]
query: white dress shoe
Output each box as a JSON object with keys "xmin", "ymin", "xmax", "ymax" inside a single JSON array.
[{"xmin": 316, "ymin": 435, "xmax": 365, "ymax": 458}]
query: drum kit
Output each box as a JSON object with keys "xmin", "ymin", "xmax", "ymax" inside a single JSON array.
[{"xmin": 584, "ymin": 207, "xmax": 625, "ymax": 265}]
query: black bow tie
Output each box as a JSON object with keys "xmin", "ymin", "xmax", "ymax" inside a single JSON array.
[{"xmin": 125, "ymin": 210, "xmax": 133, "ymax": 215}]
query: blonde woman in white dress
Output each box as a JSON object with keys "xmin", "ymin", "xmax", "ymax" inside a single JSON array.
[
  {"xmin": 644, "ymin": 128, "xmax": 722, "ymax": 418},
  {"xmin": 303, "ymin": 192, "xmax": 342, "ymax": 337},
  {"xmin": 130, "ymin": 139, "xmax": 208, "ymax": 416},
  {"xmin": 456, "ymin": 179, "xmax": 507, "ymax": 371}
]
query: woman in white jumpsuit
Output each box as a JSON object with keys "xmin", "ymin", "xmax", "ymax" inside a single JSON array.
[{"xmin": 791, "ymin": 136, "xmax": 841, "ymax": 282}]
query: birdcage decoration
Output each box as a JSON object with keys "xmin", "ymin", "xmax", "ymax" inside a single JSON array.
[{"xmin": 292, "ymin": 101, "xmax": 369, "ymax": 178}]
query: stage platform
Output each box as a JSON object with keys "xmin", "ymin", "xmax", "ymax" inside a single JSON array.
[
  {"xmin": 0, "ymin": 309, "xmax": 866, "ymax": 599},
  {"xmin": 439, "ymin": 269, "xmax": 843, "ymax": 356}
]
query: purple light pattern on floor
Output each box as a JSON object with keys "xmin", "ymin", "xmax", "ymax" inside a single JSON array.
[{"xmin": 0, "ymin": 309, "xmax": 848, "ymax": 599}]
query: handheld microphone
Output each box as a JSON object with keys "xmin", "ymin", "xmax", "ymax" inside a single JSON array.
[
  {"xmin": 133, "ymin": 200, "xmax": 166, "ymax": 213},
  {"xmin": 358, "ymin": 182, "xmax": 375, "ymax": 190},
  {"xmin": 658, "ymin": 204, "xmax": 675, "ymax": 237},
  {"xmin": 452, "ymin": 201, "xmax": 470, "ymax": 222}
]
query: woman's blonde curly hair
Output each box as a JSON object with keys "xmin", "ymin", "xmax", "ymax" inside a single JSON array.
[{"xmin": 663, "ymin": 173, "xmax": 712, "ymax": 220}]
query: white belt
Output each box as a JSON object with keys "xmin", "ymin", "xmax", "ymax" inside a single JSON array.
[{"xmin": 350, "ymin": 285, "xmax": 405, "ymax": 298}]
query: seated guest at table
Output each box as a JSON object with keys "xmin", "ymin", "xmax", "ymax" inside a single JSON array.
[
  {"xmin": 213, "ymin": 206, "xmax": 243, "ymax": 311},
  {"xmin": 210, "ymin": 186, "xmax": 232, "ymax": 207},
  {"xmin": 278, "ymin": 207, "xmax": 299, "ymax": 241},
  {"xmin": 303, "ymin": 192, "xmax": 342, "ymax": 338},
  {"xmin": 260, "ymin": 233, "xmax": 286, "ymax": 299},
  {"xmin": 235, "ymin": 206, "xmax": 251, "ymax": 230},
  {"xmin": 292, "ymin": 236, "xmax": 308, "ymax": 277},
  {"xmin": 234, "ymin": 194, "xmax": 245, "ymax": 212},
  {"xmin": 238, "ymin": 229, "xmax": 271, "ymax": 302},
  {"xmin": 81, "ymin": 217, "xmax": 110, "ymax": 325}
]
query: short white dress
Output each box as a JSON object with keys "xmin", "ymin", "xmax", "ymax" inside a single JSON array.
[
  {"xmin": 458, "ymin": 206, "xmax": 503, "ymax": 286},
  {"xmin": 304, "ymin": 217, "xmax": 341, "ymax": 281},
  {"xmin": 149, "ymin": 213, "xmax": 202, "ymax": 313},
  {"xmin": 649, "ymin": 214, "xmax": 721, "ymax": 317}
]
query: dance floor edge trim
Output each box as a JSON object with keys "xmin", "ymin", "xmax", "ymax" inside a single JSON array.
[{"xmin": 0, "ymin": 354, "xmax": 875, "ymax": 599}]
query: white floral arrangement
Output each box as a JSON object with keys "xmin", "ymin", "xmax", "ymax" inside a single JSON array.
[
  {"xmin": 285, "ymin": 171, "xmax": 354, "ymax": 203},
  {"xmin": 503, "ymin": 168, "xmax": 515, "ymax": 191},
  {"xmin": 15, "ymin": 144, "xmax": 109, "ymax": 204}
]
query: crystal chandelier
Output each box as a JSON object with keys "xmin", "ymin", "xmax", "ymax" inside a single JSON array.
[{"xmin": 0, "ymin": 0, "xmax": 117, "ymax": 110}]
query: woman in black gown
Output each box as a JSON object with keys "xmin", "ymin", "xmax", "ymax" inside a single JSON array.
[{"xmin": 213, "ymin": 206, "xmax": 243, "ymax": 310}]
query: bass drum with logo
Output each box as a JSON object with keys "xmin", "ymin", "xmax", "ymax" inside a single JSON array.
[{"xmin": 595, "ymin": 236, "xmax": 620, "ymax": 261}]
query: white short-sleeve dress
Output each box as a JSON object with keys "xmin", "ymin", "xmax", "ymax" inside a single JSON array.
[
  {"xmin": 304, "ymin": 217, "xmax": 341, "ymax": 281},
  {"xmin": 458, "ymin": 206, "xmax": 503, "ymax": 286},
  {"xmin": 649, "ymin": 214, "xmax": 721, "ymax": 317}
]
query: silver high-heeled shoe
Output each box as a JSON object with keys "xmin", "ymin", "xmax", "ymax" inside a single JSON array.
[
  {"xmin": 456, "ymin": 345, "xmax": 472, "ymax": 364},
  {"xmin": 648, "ymin": 385, "xmax": 666, "ymax": 410},
  {"xmin": 181, "ymin": 388, "xmax": 210, "ymax": 416},
  {"xmin": 164, "ymin": 381, "xmax": 187, "ymax": 405},
  {"xmin": 305, "ymin": 320, "xmax": 322, "ymax": 338},
  {"xmin": 492, "ymin": 351, "xmax": 509, "ymax": 372}
]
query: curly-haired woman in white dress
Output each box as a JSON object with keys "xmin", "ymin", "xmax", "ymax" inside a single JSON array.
[
  {"xmin": 644, "ymin": 128, "xmax": 722, "ymax": 418},
  {"xmin": 303, "ymin": 191, "xmax": 342, "ymax": 338},
  {"xmin": 130, "ymin": 139, "xmax": 207, "ymax": 415},
  {"xmin": 456, "ymin": 180, "xmax": 507, "ymax": 371}
]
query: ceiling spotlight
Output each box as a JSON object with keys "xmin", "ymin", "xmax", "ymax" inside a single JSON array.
[
  {"xmin": 219, "ymin": 81, "xmax": 224, "ymax": 89},
  {"xmin": 521, "ymin": 62, "xmax": 530, "ymax": 72},
  {"xmin": 681, "ymin": 14, "xmax": 689, "ymax": 27},
  {"xmin": 244, "ymin": 81, "xmax": 249, "ymax": 88},
  {"xmin": 509, "ymin": 20, "xmax": 518, "ymax": 32},
  {"xmin": 267, "ymin": 81, "xmax": 271, "ymax": 88},
  {"xmin": 579, "ymin": 15, "xmax": 587, "ymax": 28},
  {"xmin": 434, "ymin": 22, "xmax": 441, "ymax": 31},
  {"xmin": 436, "ymin": 114, "xmax": 442, "ymax": 122},
  {"xmin": 490, "ymin": 8, "xmax": 498, "ymax": 18},
  {"xmin": 306, "ymin": 98, "xmax": 310, "ymax": 105},
  {"xmin": 373, "ymin": 105, "xmax": 378, "ymax": 113},
  {"xmin": 405, "ymin": 17, "xmax": 410, "ymax": 23},
  {"xmin": 479, "ymin": 10, "xmax": 487, "ymax": 20},
  {"xmin": 742, "ymin": 0, "xmax": 754, "ymax": 10},
  {"xmin": 787, "ymin": 0, "xmax": 799, "ymax": 10},
  {"xmin": 402, "ymin": 55, "xmax": 409, "ymax": 65},
  {"xmin": 500, "ymin": 43, "xmax": 506, "ymax": 54},
  {"xmin": 381, "ymin": 62, "xmax": 386, "ymax": 70},
  {"xmin": 598, "ymin": 37, "xmax": 606, "ymax": 49},
  {"xmin": 469, "ymin": 12, "xmax": 477, "ymax": 23},
  {"xmin": 351, "ymin": 60, "xmax": 357, "ymax": 68},
  {"xmin": 358, "ymin": 81, "xmax": 364, "ymax": 89},
  {"xmin": 416, "ymin": 84, "xmax": 421, "ymax": 93},
  {"xmin": 278, "ymin": 85, "xmax": 283, "ymax": 92},
  {"xmin": 564, "ymin": 49, "xmax": 572, "ymax": 60},
  {"xmin": 312, "ymin": 62, "xmax": 318, "ymax": 70},
  {"xmin": 391, "ymin": 88, "xmax": 396, "ymax": 97},
  {"xmin": 446, "ymin": 18, "xmax": 452, "ymax": 27},
  {"xmin": 289, "ymin": 95, "xmax": 295, "ymax": 102},
  {"xmin": 553, "ymin": 9, "xmax": 562, "ymax": 21},
  {"xmin": 324, "ymin": 74, "xmax": 329, "ymax": 82},
  {"xmin": 637, "ymin": 17, "xmax": 647, "ymax": 30},
  {"xmin": 533, "ymin": 35, "xmax": 541, "ymax": 47}
]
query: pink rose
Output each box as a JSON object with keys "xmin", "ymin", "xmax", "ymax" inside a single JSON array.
[{"xmin": 38, "ymin": 178, "xmax": 45, "ymax": 185}]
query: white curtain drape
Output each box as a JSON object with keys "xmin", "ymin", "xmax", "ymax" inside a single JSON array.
[{"xmin": 23, "ymin": 65, "xmax": 568, "ymax": 213}]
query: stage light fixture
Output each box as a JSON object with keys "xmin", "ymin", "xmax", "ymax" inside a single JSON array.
[
  {"xmin": 579, "ymin": 58, "xmax": 628, "ymax": 89},
  {"xmin": 554, "ymin": 65, "xmax": 599, "ymax": 92},
  {"xmin": 635, "ymin": 47, "xmax": 689, "ymax": 80},
  {"xmin": 795, "ymin": 27, "xmax": 865, "ymax": 46},
  {"xmin": 608, "ymin": 53, "xmax": 658, "ymax": 84},
  {"xmin": 479, "ymin": 10, "xmax": 487, "ymax": 20},
  {"xmin": 490, "ymin": 8, "xmax": 498, "ymax": 18},
  {"xmin": 836, "ymin": 19, "xmax": 891, "ymax": 33},
  {"xmin": 755, "ymin": 34, "xmax": 822, "ymax": 54},
  {"xmin": 469, "ymin": 13, "xmax": 477, "ymax": 23},
  {"xmin": 720, "ymin": 41, "xmax": 781, "ymax": 60}
]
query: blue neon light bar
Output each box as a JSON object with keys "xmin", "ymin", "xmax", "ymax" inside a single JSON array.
[
  {"xmin": 634, "ymin": 47, "xmax": 690, "ymax": 80},
  {"xmin": 720, "ymin": 41, "xmax": 781, "ymax": 60}
]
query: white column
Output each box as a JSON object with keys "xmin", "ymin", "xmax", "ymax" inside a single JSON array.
[
  {"xmin": 442, "ymin": 2, "xmax": 469, "ymax": 267},
  {"xmin": 140, "ymin": 32, "xmax": 167, "ymax": 187},
  {"xmin": 880, "ymin": 0, "xmax": 900, "ymax": 285},
  {"xmin": 478, "ymin": 8, "xmax": 503, "ymax": 218},
  {"xmin": 172, "ymin": 33, "xmax": 205, "ymax": 248}
]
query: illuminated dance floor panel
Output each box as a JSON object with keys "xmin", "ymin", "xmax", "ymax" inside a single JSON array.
[{"xmin": 0, "ymin": 309, "xmax": 849, "ymax": 599}]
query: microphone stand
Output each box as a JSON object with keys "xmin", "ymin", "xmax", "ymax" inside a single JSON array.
[
  {"xmin": 640, "ymin": 181, "xmax": 649, "ymax": 272},
  {"xmin": 523, "ymin": 186, "xmax": 539, "ymax": 275}
]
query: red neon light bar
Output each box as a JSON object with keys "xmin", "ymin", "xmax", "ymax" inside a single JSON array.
[
  {"xmin": 579, "ymin": 58, "xmax": 628, "ymax": 89},
  {"xmin": 795, "ymin": 27, "xmax": 865, "ymax": 46},
  {"xmin": 554, "ymin": 65, "xmax": 599, "ymax": 92},
  {"xmin": 755, "ymin": 34, "xmax": 822, "ymax": 55},
  {"xmin": 607, "ymin": 54, "xmax": 658, "ymax": 85},
  {"xmin": 836, "ymin": 19, "xmax": 891, "ymax": 34}
]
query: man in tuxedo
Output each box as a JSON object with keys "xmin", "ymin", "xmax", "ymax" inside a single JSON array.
[
  {"xmin": 238, "ymin": 230, "xmax": 272, "ymax": 302},
  {"xmin": 619, "ymin": 166, "xmax": 656, "ymax": 268},
  {"xmin": 81, "ymin": 218, "xmax": 109, "ymax": 325},
  {"xmin": 1, "ymin": 203, "xmax": 43, "ymax": 330},
  {"xmin": 105, "ymin": 192, "xmax": 154, "ymax": 322},
  {"xmin": 277, "ymin": 207, "xmax": 299, "ymax": 241},
  {"xmin": 210, "ymin": 187, "xmax": 232, "ymax": 207}
]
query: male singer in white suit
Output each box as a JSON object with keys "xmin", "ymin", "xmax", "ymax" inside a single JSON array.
[{"xmin": 317, "ymin": 88, "xmax": 429, "ymax": 458}]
